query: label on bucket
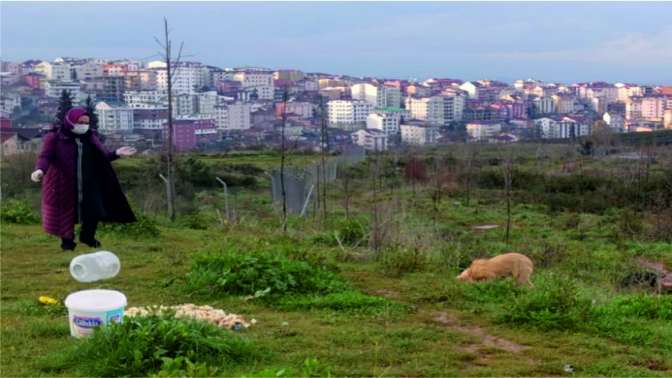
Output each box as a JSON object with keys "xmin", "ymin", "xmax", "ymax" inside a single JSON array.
[
  {"xmin": 106, "ymin": 308, "xmax": 124, "ymax": 324},
  {"xmin": 71, "ymin": 315, "xmax": 103, "ymax": 337},
  {"xmin": 73, "ymin": 315, "xmax": 103, "ymax": 329}
]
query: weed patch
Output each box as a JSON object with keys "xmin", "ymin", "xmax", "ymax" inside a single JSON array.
[
  {"xmin": 99, "ymin": 213, "xmax": 160, "ymax": 238},
  {"xmin": 39, "ymin": 314, "xmax": 261, "ymax": 377},
  {"xmin": 186, "ymin": 248, "xmax": 350, "ymax": 298},
  {"xmin": 0, "ymin": 199, "xmax": 39, "ymax": 224},
  {"xmin": 500, "ymin": 274, "xmax": 591, "ymax": 331}
]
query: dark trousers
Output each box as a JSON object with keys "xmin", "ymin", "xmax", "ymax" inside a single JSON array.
[
  {"xmin": 61, "ymin": 219, "xmax": 99, "ymax": 244},
  {"xmin": 80, "ymin": 219, "xmax": 99, "ymax": 242}
]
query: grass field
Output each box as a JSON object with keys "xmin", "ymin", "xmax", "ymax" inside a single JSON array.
[{"xmin": 1, "ymin": 148, "xmax": 671, "ymax": 377}]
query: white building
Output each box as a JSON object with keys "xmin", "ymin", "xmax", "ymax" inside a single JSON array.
[
  {"xmin": 327, "ymin": 100, "xmax": 373, "ymax": 130},
  {"xmin": 96, "ymin": 101, "xmax": 134, "ymax": 133},
  {"xmin": 602, "ymin": 112, "xmax": 625, "ymax": 132},
  {"xmin": 351, "ymin": 129, "xmax": 388, "ymax": 151},
  {"xmin": 173, "ymin": 93, "xmax": 196, "ymax": 116},
  {"xmin": 400, "ymin": 122, "xmax": 439, "ymax": 145},
  {"xmin": 133, "ymin": 108, "xmax": 168, "ymax": 130},
  {"xmin": 641, "ymin": 96, "xmax": 666, "ymax": 121},
  {"xmin": 44, "ymin": 81, "xmax": 83, "ymax": 101},
  {"xmin": 664, "ymin": 109, "xmax": 672, "ymax": 129},
  {"xmin": 405, "ymin": 94, "xmax": 464, "ymax": 126},
  {"xmin": 351, "ymin": 83, "xmax": 402, "ymax": 109},
  {"xmin": 73, "ymin": 61, "xmax": 103, "ymax": 81},
  {"xmin": 232, "ymin": 69, "xmax": 275, "ymax": 100},
  {"xmin": 534, "ymin": 116, "xmax": 591, "ymax": 139},
  {"xmin": 615, "ymin": 83, "xmax": 643, "ymax": 102},
  {"xmin": 0, "ymin": 92, "xmax": 21, "ymax": 114},
  {"xmin": 155, "ymin": 62, "xmax": 210, "ymax": 94},
  {"xmin": 367, "ymin": 111, "xmax": 401, "ymax": 136},
  {"xmin": 466, "ymin": 121, "xmax": 502, "ymax": 141},
  {"xmin": 532, "ymin": 96, "xmax": 556, "ymax": 115},
  {"xmin": 124, "ymin": 90, "xmax": 167, "ymax": 109},
  {"xmin": 281, "ymin": 101, "xmax": 316, "ymax": 119},
  {"xmin": 35, "ymin": 61, "xmax": 72, "ymax": 82},
  {"xmin": 459, "ymin": 81, "xmax": 479, "ymax": 99},
  {"xmin": 552, "ymin": 94, "xmax": 576, "ymax": 114},
  {"xmin": 196, "ymin": 91, "xmax": 218, "ymax": 115},
  {"xmin": 214, "ymin": 102, "xmax": 251, "ymax": 130}
]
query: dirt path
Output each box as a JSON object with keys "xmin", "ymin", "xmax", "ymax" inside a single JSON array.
[
  {"xmin": 431, "ymin": 311, "xmax": 529, "ymax": 354},
  {"xmin": 372, "ymin": 287, "xmax": 531, "ymax": 356}
]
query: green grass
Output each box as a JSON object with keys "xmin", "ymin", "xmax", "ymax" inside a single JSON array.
[{"xmin": 2, "ymin": 148, "xmax": 672, "ymax": 377}]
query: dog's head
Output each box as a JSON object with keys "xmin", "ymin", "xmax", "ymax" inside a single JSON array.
[{"xmin": 456, "ymin": 268, "xmax": 473, "ymax": 282}]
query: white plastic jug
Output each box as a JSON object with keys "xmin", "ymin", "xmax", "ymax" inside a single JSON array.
[{"xmin": 69, "ymin": 251, "xmax": 121, "ymax": 283}]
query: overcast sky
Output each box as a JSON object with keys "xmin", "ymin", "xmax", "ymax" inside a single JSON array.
[{"xmin": 2, "ymin": 1, "xmax": 671, "ymax": 84}]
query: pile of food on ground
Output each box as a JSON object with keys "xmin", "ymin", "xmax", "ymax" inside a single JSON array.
[{"xmin": 125, "ymin": 304, "xmax": 257, "ymax": 330}]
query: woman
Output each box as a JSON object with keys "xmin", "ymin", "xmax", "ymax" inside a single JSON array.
[{"xmin": 31, "ymin": 107, "xmax": 137, "ymax": 251}]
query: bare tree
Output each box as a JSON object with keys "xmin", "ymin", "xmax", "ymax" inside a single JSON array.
[
  {"xmin": 503, "ymin": 150, "xmax": 514, "ymax": 244},
  {"xmin": 369, "ymin": 151, "xmax": 383, "ymax": 253},
  {"xmin": 155, "ymin": 18, "xmax": 184, "ymax": 221},
  {"xmin": 319, "ymin": 95, "xmax": 329, "ymax": 222},
  {"xmin": 341, "ymin": 167, "xmax": 353, "ymax": 219},
  {"xmin": 280, "ymin": 88, "xmax": 289, "ymax": 233},
  {"xmin": 463, "ymin": 145, "xmax": 478, "ymax": 206}
]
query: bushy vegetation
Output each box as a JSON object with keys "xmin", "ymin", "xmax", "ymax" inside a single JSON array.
[
  {"xmin": 40, "ymin": 314, "xmax": 260, "ymax": 377},
  {"xmin": 99, "ymin": 213, "xmax": 161, "ymax": 238},
  {"xmin": 501, "ymin": 275, "xmax": 592, "ymax": 331},
  {"xmin": 0, "ymin": 199, "xmax": 39, "ymax": 224},
  {"xmin": 4, "ymin": 145, "xmax": 672, "ymax": 377},
  {"xmin": 186, "ymin": 248, "xmax": 350, "ymax": 298}
]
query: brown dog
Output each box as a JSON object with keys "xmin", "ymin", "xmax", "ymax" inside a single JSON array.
[{"xmin": 457, "ymin": 253, "xmax": 534, "ymax": 286}]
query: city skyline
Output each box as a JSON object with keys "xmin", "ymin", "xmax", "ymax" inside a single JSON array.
[{"xmin": 2, "ymin": 2, "xmax": 672, "ymax": 84}]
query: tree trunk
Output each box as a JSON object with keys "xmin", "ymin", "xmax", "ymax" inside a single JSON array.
[
  {"xmin": 164, "ymin": 18, "xmax": 176, "ymax": 221},
  {"xmin": 280, "ymin": 88, "xmax": 288, "ymax": 233}
]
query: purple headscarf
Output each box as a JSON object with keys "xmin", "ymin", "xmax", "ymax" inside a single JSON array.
[{"xmin": 63, "ymin": 107, "xmax": 89, "ymax": 131}]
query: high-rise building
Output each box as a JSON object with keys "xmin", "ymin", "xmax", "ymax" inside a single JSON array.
[{"xmin": 327, "ymin": 100, "xmax": 373, "ymax": 130}]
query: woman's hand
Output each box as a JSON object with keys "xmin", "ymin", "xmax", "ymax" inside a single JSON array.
[
  {"xmin": 31, "ymin": 169, "xmax": 44, "ymax": 183},
  {"xmin": 115, "ymin": 146, "xmax": 137, "ymax": 157}
]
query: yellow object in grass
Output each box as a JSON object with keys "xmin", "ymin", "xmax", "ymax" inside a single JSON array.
[{"xmin": 38, "ymin": 296, "xmax": 59, "ymax": 305}]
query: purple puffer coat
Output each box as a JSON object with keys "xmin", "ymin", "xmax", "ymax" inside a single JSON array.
[{"xmin": 35, "ymin": 109, "xmax": 135, "ymax": 239}]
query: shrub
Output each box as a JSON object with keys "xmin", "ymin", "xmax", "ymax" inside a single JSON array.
[
  {"xmin": 500, "ymin": 275, "xmax": 592, "ymax": 331},
  {"xmin": 531, "ymin": 241, "xmax": 568, "ymax": 269},
  {"xmin": 379, "ymin": 245, "xmax": 428, "ymax": 277},
  {"xmin": 0, "ymin": 199, "xmax": 39, "ymax": 224},
  {"xmin": 178, "ymin": 212, "xmax": 215, "ymax": 230},
  {"xmin": 185, "ymin": 249, "xmax": 350, "ymax": 298},
  {"xmin": 40, "ymin": 314, "xmax": 259, "ymax": 377},
  {"xmin": 617, "ymin": 208, "xmax": 645, "ymax": 237},
  {"xmin": 335, "ymin": 217, "xmax": 367, "ymax": 246},
  {"xmin": 99, "ymin": 213, "xmax": 160, "ymax": 239},
  {"xmin": 461, "ymin": 279, "xmax": 523, "ymax": 305}
]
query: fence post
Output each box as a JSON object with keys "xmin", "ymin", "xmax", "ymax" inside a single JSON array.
[
  {"xmin": 215, "ymin": 176, "xmax": 230, "ymax": 221},
  {"xmin": 158, "ymin": 173, "xmax": 173, "ymax": 218}
]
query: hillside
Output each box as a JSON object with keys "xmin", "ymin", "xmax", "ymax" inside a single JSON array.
[{"xmin": 1, "ymin": 144, "xmax": 671, "ymax": 377}]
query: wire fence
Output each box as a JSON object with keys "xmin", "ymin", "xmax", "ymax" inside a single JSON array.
[{"xmin": 270, "ymin": 147, "xmax": 366, "ymax": 215}]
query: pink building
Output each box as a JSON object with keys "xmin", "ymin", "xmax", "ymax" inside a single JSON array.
[
  {"xmin": 164, "ymin": 119, "xmax": 217, "ymax": 152},
  {"xmin": 1, "ymin": 117, "xmax": 11, "ymax": 129}
]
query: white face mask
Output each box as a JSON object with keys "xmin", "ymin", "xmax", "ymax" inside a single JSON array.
[{"xmin": 72, "ymin": 124, "xmax": 90, "ymax": 134}]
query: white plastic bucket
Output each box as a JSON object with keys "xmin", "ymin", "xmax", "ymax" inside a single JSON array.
[{"xmin": 64, "ymin": 289, "xmax": 127, "ymax": 338}]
